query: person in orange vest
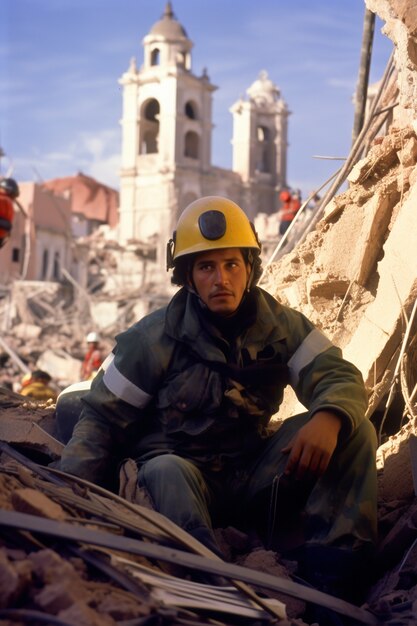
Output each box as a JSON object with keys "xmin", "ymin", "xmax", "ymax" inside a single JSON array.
[
  {"xmin": 0, "ymin": 178, "xmax": 19, "ymax": 248},
  {"xmin": 278, "ymin": 188, "xmax": 301, "ymax": 236},
  {"xmin": 80, "ymin": 332, "xmax": 104, "ymax": 380}
]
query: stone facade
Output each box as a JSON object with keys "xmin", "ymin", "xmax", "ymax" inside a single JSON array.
[{"xmin": 118, "ymin": 2, "xmax": 289, "ymax": 261}]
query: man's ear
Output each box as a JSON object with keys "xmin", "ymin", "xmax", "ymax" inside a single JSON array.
[{"xmin": 246, "ymin": 262, "xmax": 255, "ymax": 291}]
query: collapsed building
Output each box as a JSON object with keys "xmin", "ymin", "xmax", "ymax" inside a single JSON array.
[{"xmin": 1, "ymin": 0, "xmax": 417, "ymax": 625}]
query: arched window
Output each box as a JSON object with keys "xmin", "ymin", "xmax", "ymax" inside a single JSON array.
[
  {"xmin": 151, "ymin": 48, "xmax": 160, "ymax": 66},
  {"xmin": 256, "ymin": 125, "xmax": 271, "ymax": 173},
  {"xmin": 184, "ymin": 131, "xmax": 199, "ymax": 159},
  {"xmin": 144, "ymin": 100, "xmax": 160, "ymax": 121},
  {"xmin": 257, "ymin": 126, "xmax": 269, "ymax": 142},
  {"xmin": 143, "ymin": 131, "xmax": 158, "ymax": 154},
  {"xmin": 176, "ymin": 51, "xmax": 186, "ymax": 67},
  {"xmin": 185, "ymin": 101, "xmax": 197, "ymax": 120},
  {"xmin": 140, "ymin": 99, "xmax": 160, "ymax": 155}
]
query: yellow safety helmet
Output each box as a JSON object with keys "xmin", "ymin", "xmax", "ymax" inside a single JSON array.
[{"xmin": 167, "ymin": 196, "xmax": 260, "ymax": 269}]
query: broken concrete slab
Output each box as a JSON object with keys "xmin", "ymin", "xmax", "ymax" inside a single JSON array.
[
  {"xmin": 90, "ymin": 300, "xmax": 119, "ymax": 330},
  {"xmin": 343, "ymin": 181, "xmax": 417, "ymax": 385},
  {"xmin": 12, "ymin": 323, "xmax": 42, "ymax": 341},
  {"xmin": 36, "ymin": 349, "xmax": 82, "ymax": 388},
  {"xmin": 0, "ymin": 404, "xmax": 63, "ymax": 459}
]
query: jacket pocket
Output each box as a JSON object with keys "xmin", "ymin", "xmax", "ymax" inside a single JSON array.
[{"xmin": 156, "ymin": 363, "xmax": 224, "ymax": 435}]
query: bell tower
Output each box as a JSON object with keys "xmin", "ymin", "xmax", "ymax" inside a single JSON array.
[
  {"xmin": 118, "ymin": 3, "xmax": 217, "ymax": 254},
  {"xmin": 230, "ymin": 71, "xmax": 290, "ymax": 217}
]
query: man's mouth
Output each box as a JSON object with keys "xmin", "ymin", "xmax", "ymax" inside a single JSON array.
[{"xmin": 210, "ymin": 291, "xmax": 233, "ymax": 299}]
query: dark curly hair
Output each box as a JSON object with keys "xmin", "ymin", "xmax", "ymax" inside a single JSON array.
[{"xmin": 171, "ymin": 248, "xmax": 263, "ymax": 287}]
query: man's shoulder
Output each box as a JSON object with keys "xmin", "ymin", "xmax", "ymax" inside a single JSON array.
[
  {"xmin": 134, "ymin": 303, "xmax": 168, "ymax": 329},
  {"xmin": 117, "ymin": 304, "xmax": 170, "ymax": 348},
  {"xmin": 255, "ymin": 287, "xmax": 285, "ymax": 315}
]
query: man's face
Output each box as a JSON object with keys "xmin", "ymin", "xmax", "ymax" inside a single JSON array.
[{"xmin": 191, "ymin": 248, "xmax": 251, "ymax": 316}]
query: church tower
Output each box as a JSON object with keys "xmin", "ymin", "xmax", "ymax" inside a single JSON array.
[
  {"xmin": 118, "ymin": 3, "xmax": 216, "ymax": 250},
  {"xmin": 230, "ymin": 71, "xmax": 290, "ymax": 218}
]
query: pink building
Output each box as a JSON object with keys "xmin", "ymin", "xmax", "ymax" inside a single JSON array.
[
  {"xmin": 0, "ymin": 174, "xmax": 119, "ymax": 285},
  {"xmin": 0, "ymin": 182, "xmax": 72, "ymax": 284},
  {"xmin": 43, "ymin": 173, "xmax": 119, "ymax": 238}
]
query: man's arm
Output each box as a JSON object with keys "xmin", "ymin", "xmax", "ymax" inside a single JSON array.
[
  {"xmin": 59, "ymin": 400, "xmax": 117, "ymax": 483},
  {"xmin": 59, "ymin": 316, "xmax": 168, "ymax": 484},
  {"xmin": 282, "ymin": 309, "xmax": 369, "ymax": 480}
]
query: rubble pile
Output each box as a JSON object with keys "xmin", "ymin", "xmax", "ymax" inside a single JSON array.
[
  {"xmin": 0, "ymin": 414, "xmax": 308, "ymax": 626},
  {"xmin": 0, "ymin": 237, "xmax": 172, "ymax": 391},
  {"xmin": 1, "ymin": 0, "xmax": 417, "ymax": 624}
]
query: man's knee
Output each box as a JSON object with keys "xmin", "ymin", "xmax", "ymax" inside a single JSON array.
[
  {"xmin": 141, "ymin": 454, "xmax": 185, "ymax": 475},
  {"xmin": 139, "ymin": 454, "xmax": 201, "ymax": 490}
]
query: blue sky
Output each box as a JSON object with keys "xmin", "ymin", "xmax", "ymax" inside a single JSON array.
[{"xmin": 1, "ymin": 0, "xmax": 393, "ymax": 198}]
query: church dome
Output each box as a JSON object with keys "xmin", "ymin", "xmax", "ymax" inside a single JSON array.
[
  {"xmin": 247, "ymin": 70, "xmax": 280, "ymax": 105},
  {"xmin": 150, "ymin": 2, "xmax": 188, "ymax": 38}
]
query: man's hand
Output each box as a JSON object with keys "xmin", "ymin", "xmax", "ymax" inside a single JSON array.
[{"xmin": 281, "ymin": 410, "xmax": 342, "ymax": 481}]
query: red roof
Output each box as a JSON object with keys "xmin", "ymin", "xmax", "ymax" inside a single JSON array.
[{"xmin": 42, "ymin": 173, "xmax": 119, "ymax": 229}]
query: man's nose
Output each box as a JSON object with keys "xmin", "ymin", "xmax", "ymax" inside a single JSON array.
[{"xmin": 214, "ymin": 265, "xmax": 228, "ymax": 284}]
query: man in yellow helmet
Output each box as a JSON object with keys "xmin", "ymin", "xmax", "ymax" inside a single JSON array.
[{"xmin": 59, "ymin": 196, "xmax": 377, "ymax": 609}]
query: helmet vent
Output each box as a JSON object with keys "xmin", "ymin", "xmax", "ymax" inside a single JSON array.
[{"xmin": 198, "ymin": 210, "xmax": 226, "ymax": 240}]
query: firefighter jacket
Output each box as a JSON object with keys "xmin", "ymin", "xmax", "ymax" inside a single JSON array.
[{"xmin": 59, "ymin": 287, "xmax": 368, "ymax": 483}]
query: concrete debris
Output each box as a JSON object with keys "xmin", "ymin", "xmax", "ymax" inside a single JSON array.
[
  {"xmin": 1, "ymin": 1, "xmax": 417, "ymax": 624},
  {"xmin": 0, "ymin": 253, "xmax": 172, "ymax": 390}
]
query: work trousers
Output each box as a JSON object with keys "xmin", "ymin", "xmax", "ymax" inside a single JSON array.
[{"xmin": 137, "ymin": 413, "xmax": 378, "ymax": 555}]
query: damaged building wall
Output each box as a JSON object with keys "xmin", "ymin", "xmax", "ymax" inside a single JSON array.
[
  {"xmin": 0, "ymin": 183, "xmax": 73, "ymax": 284},
  {"xmin": 366, "ymin": 0, "xmax": 417, "ymax": 127},
  {"xmin": 261, "ymin": 2, "xmax": 417, "ymax": 437}
]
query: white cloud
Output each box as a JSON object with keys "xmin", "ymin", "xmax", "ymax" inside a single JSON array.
[
  {"xmin": 89, "ymin": 153, "xmax": 120, "ymax": 190},
  {"xmin": 76, "ymin": 129, "xmax": 121, "ymax": 188},
  {"xmin": 10, "ymin": 127, "xmax": 121, "ymax": 188}
]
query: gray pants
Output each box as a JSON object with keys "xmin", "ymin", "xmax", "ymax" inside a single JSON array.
[{"xmin": 137, "ymin": 413, "xmax": 377, "ymax": 555}]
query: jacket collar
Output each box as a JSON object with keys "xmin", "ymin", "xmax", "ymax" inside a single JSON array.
[{"xmin": 165, "ymin": 287, "xmax": 288, "ymax": 360}]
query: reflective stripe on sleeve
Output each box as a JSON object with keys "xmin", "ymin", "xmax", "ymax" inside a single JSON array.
[
  {"xmin": 100, "ymin": 353, "xmax": 114, "ymax": 371},
  {"xmin": 288, "ymin": 328, "xmax": 333, "ymax": 387},
  {"xmin": 103, "ymin": 359, "xmax": 152, "ymax": 408}
]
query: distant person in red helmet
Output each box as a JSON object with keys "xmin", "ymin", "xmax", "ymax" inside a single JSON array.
[
  {"xmin": 0, "ymin": 177, "xmax": 19, "ymax": 248},
  {"xmin": 278, "ymin": 188, "xmax": 301, "ymax": 236}
]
